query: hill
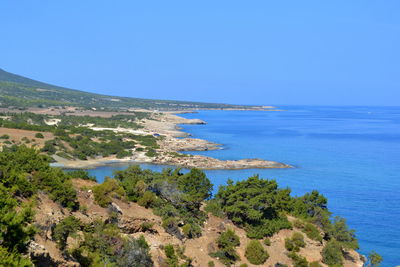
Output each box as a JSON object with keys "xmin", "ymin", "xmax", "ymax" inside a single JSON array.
[
  {"xmin": 0, "ymin": 68, "xmax": 260, "ymax": 111},
  {"xmin": 0, "ymin": 146, "xmax": 368, "ymax": 266}
]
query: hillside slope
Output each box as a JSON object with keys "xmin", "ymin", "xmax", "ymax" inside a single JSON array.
[{"xmin": 0, "ymin": 68, "xmax": 259, "ymax": 110}]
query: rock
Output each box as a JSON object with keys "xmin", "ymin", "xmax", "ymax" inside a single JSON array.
[
  {"xmin": 109, "ymin": 202, "xmax": 123, "ymax": 215},
  {"xmin": 28, "ymin": 242, "xmax": 59, "ymax": 267}
]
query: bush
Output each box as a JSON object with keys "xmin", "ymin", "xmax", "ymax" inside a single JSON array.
[
  {"xmin": 328, "ymin": 217, "xmax": 358, "ymax": 250},
  {"xmin": 53, "ymin": 216, "xmax": 81, "ymax": 250},
  {"xmin": 0, "ymin": 146, "xmax": 78, "ymax": 209},
  {"xmin": 140, "ymin": 222, "xmax": 154, "ymax": 232},
  {"xmin": 217, "ymin": 229, "xmax": 240, "ymax": 248},
  {"xmin": 245, "ymin": 240, "xmax": 269, "ymax": 265},
  {"xmin": 116, "ymin": 235, "xmax": 153, "ymax": 267},
  {"xmin": 0, "ymin": 247, "xmax": 32, "ymax": 267},
  {"xmin": 164, "ymin": 244, "xmax": 178, "ymax": 266},
  {"xmin": 138, "ymin": 191, "xmax": 157, "ymax": 208},
  {"xmin": 116, "ymin": 149, "xmax": 132, "ymax": 159},
  {"xmin": 0, "ymin": 134, "xmax": 10, "ymax": 139},
  {"xmin": 204, "ymin": 199, "xmax": 225, "ymax": 218},
  {"xmin": 309, "ymin": 262, "xmax": 322, "ymax": 267},
  {"xmin": 145, "ymin": 149, "xmax": 157, "ymax": 157},
  {"xmin": 285, "ymin": 232, "xmax": 305, "ymax": 252},
  {"xmin": 210, "ymin": 229, "xmax": 241, "ymax": 266},
  {"xmin": 34, "ymin": 133, "xmax": 44, "ymax": 138},
  {"xmin": 368, "ymin": 251, "xmax": 383, "ymax": 267},
  {"xmin": 92, "ymin": 178, "xmax": 125, "ymax": 207},
  {"xmin": 303, "ymin": 223, "xmax": 322, "ymax": 242},
  {"xmin": 182, "ymin": 223, "xmax": 202, "ymax": 239},
  {"xmin": 264, "ymin": 238, "xmax": 271, "ymax": 246},
  {"xmin": 322, "ymin": 240, "xmax": 343, "ymax": 266},
  {"xmin": 0, "ymin": 184, "xmax": 35, "ymax": 254},
  {"xmin": 288, "ymin": 252, "xmax": 309, "ymax": 267},
  {"xmin": 213, "ymin": 176, "xmax": 293, "ymax": 238}
]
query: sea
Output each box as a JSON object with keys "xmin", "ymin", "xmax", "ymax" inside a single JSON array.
[{"xmin": 87, "ymin": 106, "xmax": 400, "ymax": 266}]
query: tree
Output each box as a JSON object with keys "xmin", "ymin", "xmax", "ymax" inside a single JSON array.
[
  {"xmin": 213, "ymin": 176, "xmax": 292, "ymax": 238},
  {"xmin": 322, "ymin": 240, "xmax": 343, "ymax": 266},
  {"xmin": 177, "ymin": 168, "xmax": 213, "ymax": 203},
  {"xmin": 367, "ymin": 251, "xmax": 382, "ymax": 267},
  {"xmin": 0, "ymin": 183, "xmax": 35, "ymax": 254},
  {"xmin": 328, "ymin": 216, "xmax": 358, "ymax": 250},
  {"xmin": 0, "ymin": 246, "xmax": 32, "ymax": 267},
  {"xmin": 245, "ymin": 240, "xmax": 269, "ymax": 265}
]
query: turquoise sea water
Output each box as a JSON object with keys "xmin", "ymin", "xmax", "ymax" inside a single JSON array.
[{"xmin": 88, "ymin": 106, "xmax": 400, "ymax": 266}]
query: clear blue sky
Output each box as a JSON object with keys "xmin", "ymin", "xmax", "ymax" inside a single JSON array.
[{"xmin": 1, "ymin": 1, "xmax": 399, "ymax": 106}]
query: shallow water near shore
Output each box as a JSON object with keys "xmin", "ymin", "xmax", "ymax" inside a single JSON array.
[{"xmin": 88, "ymin": 106, "xmax": 400, "ymax": 266}]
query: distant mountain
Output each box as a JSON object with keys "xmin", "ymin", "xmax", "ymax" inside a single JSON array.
[{"xmin": 0, "ymin": 68, "xmax": 257, "ymax": 110}]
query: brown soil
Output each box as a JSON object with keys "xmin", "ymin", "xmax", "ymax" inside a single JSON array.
[
  {"xmin": 0, "ymin": 127, "xmax": 54, "ymax": 148},
  {"xmin": 30, "ymin": 179, "xmax": 364, "ymax": 267}
]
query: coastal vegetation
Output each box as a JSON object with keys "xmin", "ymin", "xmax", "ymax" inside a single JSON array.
[
  {"xmin": 0, "ymin": 111, "xmax": 161, "ymax": 161},
  {"xmin": 0, "ymin": 145, "xmax": 381, "ymax": 266}
]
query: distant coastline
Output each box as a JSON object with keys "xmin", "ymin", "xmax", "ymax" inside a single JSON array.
[{"xmin": 46, "ymin": 107, "xmax": 291, "ymax": 170}]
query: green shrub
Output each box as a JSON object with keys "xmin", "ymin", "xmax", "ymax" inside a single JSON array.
[
  {"xmin": 0, "ymin": 184, "xmax": 35, "ymax": 254},
  {"xmin": 245, "ymin": 240, "xmax": 269, "ymax": 265},
  {"xmin": 164, "ymin": 244, "xmax": 178, "ymax": 266},
  {"xmin": 53, "ymin": 216, "xmax": 81, "ymax": 250},
  {"xmin": 204, "ymin": 199, "xmax": 225, "ymax": 218},
  {"xmin": 145, "ymin": 149, "xmax": 157, "ymax": 157},
  {"xmin": 92, "ymin": 177, "xmax": 125, "ymax": 207},
  {"xmin": 140, "ymin": 222, "xmax": 154, "ymax": 232},
  {"xmin": 116, "ymin": 149, "xmax": 132, "ymax": 159},
  {"xmin": 0, "ymin": 134, "xmax": 10, "ymax": 139},
  {"xmin": 41, "ymin": 139, "xmax": 57, "ymax": 154},
  {"xmin": 263, "ymin": 238, "xmax": 271, "ymax": 246},
  {"xmin": 208, "ymin": 261, "xmax": 215, "ymax": 267},
  {"xmin": 322, "ymin": 240, "xmax": 343, "ymax": 266},
  {"xmin": 80, "ymin": 205, "xmax": 88, "ymax": 215},
  {"xmin": 217, "ymin": 229, "xmax": 240, "ymax": 248},
  {"xmin": 288, "ymin": 252, "xmax": 309, "ymax": 267},
  {"xmin": 328, "ymin": 217, "xmax": 358, "ymax": 250},
  {"xmin": 213, "ymin": 176, "xmax": 293, "ymax": 238},
  {"xmin": 285, "ymin": 232, "xmax": 305, "ymax": 252},
  {"xmin": 34, "ymin": 133, "xmax": 44, "ymax": 138},
  {"xmin": 138, "ymin": 191, "xmax": 157, "ymax": 208},
  {"xmin": 0, "ymin": 146, "xmax": 78, "ymax": 209},
  {"xmin": 0, "ymin": 247, "xmax": 32, "ymax": 267},
  {"xmin": 210, "ymin": 229, "xmax": 241, "ymax": 266},
  {"xmin": 309, "ymin": 261, "xmax": 322, "ymax": 267},
  {"xmin": 368, "ymin": 251, "xmax": 383, "ymax": 267},
  {"xmin": 303, "ymin": 223, "xmax": 322, "ymax": 242},
  {"xmin": 182, "ymin": 223, "xmax": 202, "ymax": 239}
]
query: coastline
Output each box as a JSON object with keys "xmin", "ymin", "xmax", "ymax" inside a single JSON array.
[{"xmin": 51, "ymin": 110, "xmax": 292, "ymax": 170}]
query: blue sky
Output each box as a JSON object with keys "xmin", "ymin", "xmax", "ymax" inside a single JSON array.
[{"xmin": 1, "ymin": 1, "xmax": 399, "ymax": 106}]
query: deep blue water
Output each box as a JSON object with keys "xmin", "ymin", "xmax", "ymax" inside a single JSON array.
[{"xmin": 88, "ymin": 106, "xmax": 400, "ymax": 266}]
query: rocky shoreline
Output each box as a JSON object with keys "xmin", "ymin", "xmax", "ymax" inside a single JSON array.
[{"xmin": 53, "ymin": 111, "xmax": 292, "ymax": 170}]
